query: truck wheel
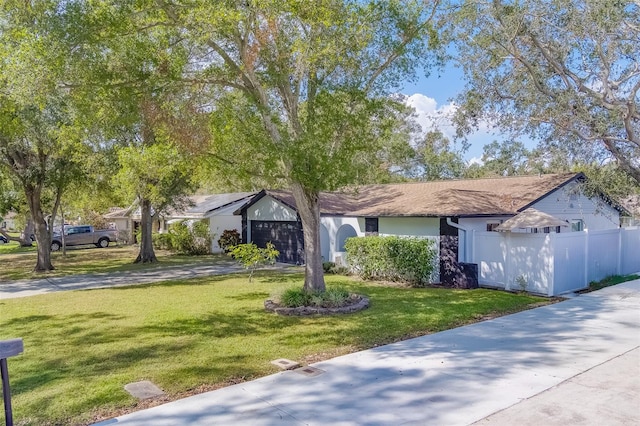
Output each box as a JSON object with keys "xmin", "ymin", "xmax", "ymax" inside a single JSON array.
[
  {"xmin": 51, "ymin": 241, "xmax": 61, "ymax": 251},
  {"xmin": 97, "ymin": 238, "xmax": 109, "ymax": 248}
]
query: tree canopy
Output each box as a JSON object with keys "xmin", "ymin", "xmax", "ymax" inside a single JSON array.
[
  {"xmin": 147, "ymin": 0, "xmax": 446, "ymax": 291},
  {"xmin": 452, "ymin": 0, "xmax": 640, "ymax": 185}
]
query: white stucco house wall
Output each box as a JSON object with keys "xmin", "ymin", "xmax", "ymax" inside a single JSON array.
[
  {"xmin": 104, "ymin": 192, "xmax": 256, "ymax": 251},
  {"xmin": 236, "ymin": 173, "xmax": 628, "ymax": 291},
  {"xmin": 0, "ymin": 211, "xmax": 17, "ymax": 231},
  {"xmin": 174, "ymin": 192, "xmax": 256, "ymax": 253}
]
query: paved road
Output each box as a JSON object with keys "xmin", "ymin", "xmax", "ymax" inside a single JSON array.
[
  {"xmin": 94, "ymin": 279, "xmax": 640, "ymax": 426},
  {"xmin": 0, "ymin": 260, "xmax": 252, "ymax": 299}
]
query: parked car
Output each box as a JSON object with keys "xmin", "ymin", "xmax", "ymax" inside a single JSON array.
[
  {"xmin": 0, "ymin": 235, "xmax": 7, "ymax": 244},
  {"xmin": 50, "ymin": 225, "xmax": 118, "ymax": 251}
]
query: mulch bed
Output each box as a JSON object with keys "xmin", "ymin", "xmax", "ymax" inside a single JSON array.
[{"xmin": 264, "ymin": 294, "xmax": 370, "ymax": 316}]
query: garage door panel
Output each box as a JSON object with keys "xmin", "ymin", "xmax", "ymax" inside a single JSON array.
[{"xmin": 251, "ymin": 221, "xmax": 304, "ymax": 264}]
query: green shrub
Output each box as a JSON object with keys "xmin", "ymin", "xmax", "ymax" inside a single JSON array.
[
  {"xmin": 228, "ymin": 242, "xmax": 279, "ymax": 282},
  {"xmin": 280, "ymin": 287, "xmax": 311, "ymax": 307},
  {"xmin": 278, "ymin": 286, "xmax": 351, "ymax": 308},
  {"xmin": 191, "ymin": 220, "xmax": 212, "ymax": 255},
  {"xmin": 152, "ymin": 232, "xmax": 173, "ymax": 250},
  {"xmin": 345, "ymin": 236, "xmax": 437, "ymax": 286},
  {"xmin": 159, "ymin": 220, "xmax": 212, "ymax": 255},
  {"xmin": 218, "ymin": 229, "xmax": 240, "ymax": 253},
  {"xmin": 323, "ymin": 261, "xmax": 336, "ymax": 273}
]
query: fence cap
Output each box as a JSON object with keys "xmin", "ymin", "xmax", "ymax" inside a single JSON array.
[{"xmin": 0, "ymin": 338, "xmax": 24, "ymax": 359}]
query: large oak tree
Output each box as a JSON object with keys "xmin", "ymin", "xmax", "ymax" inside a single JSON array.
[
  {"xmin": 452, "ymin": 0, "xmax": 640, "ymax": 185},
  {"xmin": 155, "ymin": 0, "xmax": 444, "ymax": 292}
]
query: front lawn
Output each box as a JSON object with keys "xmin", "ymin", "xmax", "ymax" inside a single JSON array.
[
  {"xmin": 0, "ymin": 272, "xmax": 550, "ymax": 425},
  {"xmin": 0, "ymin": 246, "xmax": 228, "ymax": 281},
  {"xmin": 0, "ymin": 235, "xmax": 37, "ymax": 255}
]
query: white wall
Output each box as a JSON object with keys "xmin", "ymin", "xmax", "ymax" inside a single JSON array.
[
  {"xmin": 246, "ymin": 196, "xmax": 298, "ymax": 221},
  {"xmin": 621, "ymin": 227, "xmax": 640, "ymax": 275},
  {"xmin": 552, "ymin": 232, "xmax": 588, "ymax": 294},
  {"xmin": 459, "ymin": 183, "xmax": 621, "ymax": 234},
  {"xmin": 472, "ymin": 231, "xmax": 554, "ymax": 294},
  {"xmin": 471, "ymin": 227, "xmax": 640, "ymax": 296},
  {"xmin": 208, "ymin": 215, "xmax": 242, "ymax": 253},
  {"xmin": 1, "ymin": 218, "xmax": 16, "ymax": 230},
  {"xmin": 531, "ymin": 181, "xmax": 620, "ymax": 230},
  {"xmin": 320, "ymin": 216, "xmax": 362, "ymax": 263},
  {"xmin": 459, "ymin": 217, "xmax": 512, "ymax": 232},
  {"xmin": 379, "ymin": 217, "xmax": 440, "ymax": 237},
  {"xmin": 473, "ymin": 231, "xmax": 508, "ymax": 288}
]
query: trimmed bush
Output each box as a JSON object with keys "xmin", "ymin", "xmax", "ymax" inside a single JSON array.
[{"xmin": 345, "ymin": 236, "xmax": 437, "ymax": 286}]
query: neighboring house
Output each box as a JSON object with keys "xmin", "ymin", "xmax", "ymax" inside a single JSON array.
[
  {"xmin": 0, "ymin": 211, "xmax": 17, "ymax": 230},
  {"xmin": 236, "ymin": 173, "xmax": 628, "ymax": 288},
  {"xmin": 166, "ymin": 192, "xmax": 256, "ymax": 253},
  {"xmin": 621, "ymin": 195, "xmax": 640, "ymax": 227},
  {"xmin": 104, "ymin": 192, "xmax": 256, "ymax": 252}
]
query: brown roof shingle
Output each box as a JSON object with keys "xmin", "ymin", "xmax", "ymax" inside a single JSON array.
[{"xmin": 265, "ymin": 173, "xmax": 581, "ymax": 217}]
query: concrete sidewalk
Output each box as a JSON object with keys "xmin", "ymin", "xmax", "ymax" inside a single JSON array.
[
  {"xmin": 95, "ymin": 280, "xmax": 640, "ymax": 426},
  {"xmin": 0, "ymin": 260, "xmax": 249, "ymax": 299}
]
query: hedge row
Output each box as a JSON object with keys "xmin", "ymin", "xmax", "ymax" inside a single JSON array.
[{"xmin": 344, "ymin": 235, "xmax": 437, "ymax": 286}]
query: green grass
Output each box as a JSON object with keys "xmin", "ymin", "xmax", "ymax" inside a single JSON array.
[
  {"xmin": 0, "ymin": 246, "xmax": 228, "ymax": 281},
  {"xmin": 0, "ymin": 272, "xmax": 550, "ymax": 426},
  {"xmin": 588, "ymin": 274, "xmax": 640, "ymax": 291},
  {"xmin": 0, "ymin": 234, "xmax": 37, "ymax": 255}
]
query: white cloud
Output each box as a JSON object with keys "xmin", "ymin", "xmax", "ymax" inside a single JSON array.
[
  {"xmin": 404, "ymin": 93, "xmax": 501, "ymax": 160},
  {"xmin": 405, "ymin": 93, "xmax": 457, "ymax": 138},
  {"xmin": 467, "ymin": 156, "xmax": 484, "ymax": 166}
]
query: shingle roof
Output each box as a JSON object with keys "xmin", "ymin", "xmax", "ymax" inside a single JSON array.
[
  {"xmin": 262, "ymin": 173, "xmax": 582, "ymax": 217},
  {"xmin": 180, "ymin": 192, "xmax": 256, "ymax": 217},
  {"xmin": 103, "ymin": 207, "xmax": 131, "ymax": 219},
  {"xmin": 104, "ymin": 192, "xmax": 257, "ymax": 219}
]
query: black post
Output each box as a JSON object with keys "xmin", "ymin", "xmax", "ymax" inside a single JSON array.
[
  {"xmin": 0, "ymin": 338, "xmax": 23, "ymax": 426},
  {"xmin": 1, "ymin": 358, "xmax": 13, "ymax": 426}
]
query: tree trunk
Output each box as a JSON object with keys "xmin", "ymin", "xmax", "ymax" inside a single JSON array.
[
  {"xmin": 134, "ymin": 198, "xmax": 157, "ymax": 263},
  {"xmin": 20, "ymin": 219, "xmax": 35, "ymax": 247},
  {"xmin": 25, "ymin": 186, "xmax": 54, "ymax": 272},
  {"xmin": 61, "ymin": 208, "xmax": 67, "ymax": 256},
  {"xmin": 291, "ymin": 182, "xmax": 326, "ymax": 293},
  {"xmin": 0, "ymin": 221, "xmax": 33, "ymax": 247}
]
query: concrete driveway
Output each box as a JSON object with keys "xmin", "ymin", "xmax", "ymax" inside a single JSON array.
[
  {"xmin": 94, "ymin": 279, "xmax": 640, "ymax": 426},
  {"xmin": 0, "ymin": 260, "xmax": 250, "ymax": 299}
]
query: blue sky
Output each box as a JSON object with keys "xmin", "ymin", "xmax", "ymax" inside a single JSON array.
[{"xmin": 399, "ymin": 64, "xmax": 508, "ymax": 163}]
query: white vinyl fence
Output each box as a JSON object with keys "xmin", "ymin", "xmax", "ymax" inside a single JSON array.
[{"xmin": 469, "ymin": 227, "xmax": 640, "ymax": 296}]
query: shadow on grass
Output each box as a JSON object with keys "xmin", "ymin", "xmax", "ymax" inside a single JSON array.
[
  {"xmin": 225, "ymin": 291, "xmax": 271, "ymax": 301},
  {"xmin": 1, "ymin": 276, "xmax": 561, "ymax": 425}
]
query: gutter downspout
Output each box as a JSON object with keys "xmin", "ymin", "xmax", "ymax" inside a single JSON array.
[{"xmin": 446, "ymin": 217, "xmax": 469, "ymax": 263}]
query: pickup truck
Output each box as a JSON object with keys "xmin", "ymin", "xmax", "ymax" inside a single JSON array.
[{"xmin": 51, "ymin": 225, "xmax": 118, "ymax": 251}]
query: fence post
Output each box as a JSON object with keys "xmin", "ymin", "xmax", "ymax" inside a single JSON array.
[
  {"xmin": 617, "ymin": 228, "xmax": 623, "ymax": 275},
  {"xmin": 583, "ymin": 230, "xmax": 589, "ymax": 287},
  {"xmin": 0, "ymin": 338, "xmax": 23, "ymax": 426},
  {"xmin": 548, "ymin": 233, "xmax": 555, "ymax": 297},
  {"xmin": 505, "ymin": 232, "xmax": 512, "ymax": 291}
]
